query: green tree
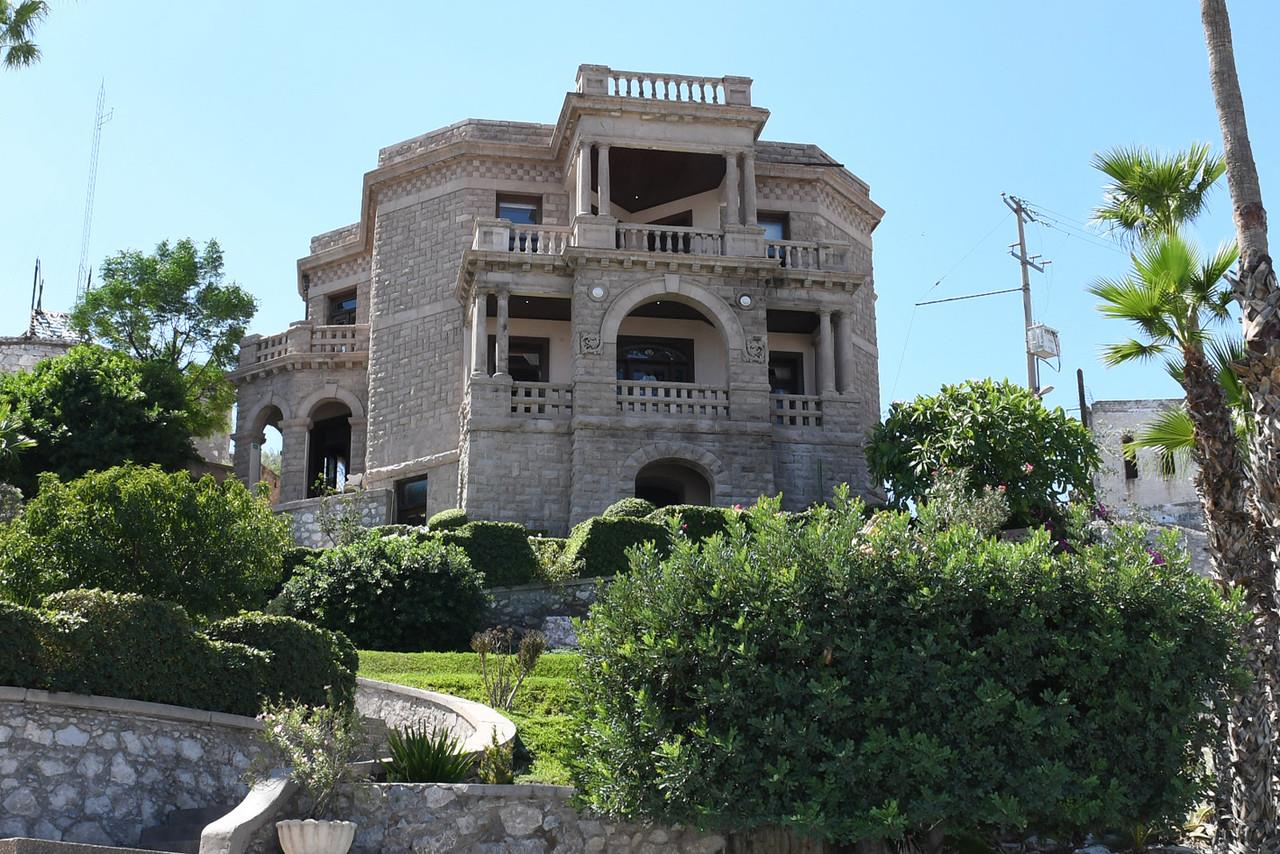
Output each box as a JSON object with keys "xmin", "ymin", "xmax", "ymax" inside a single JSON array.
[
  {"xmin": 1092, "ymin": 143, "xmax": 1226, "ymax": 243},
  {"xmin": 71, "ymin": 239, "xmax": 257, "ymax": 437},
  {"xmin": 0, "ymin": 345, "xmax": 196, "ymax": 494},
  {"xmin": 866, "ymin": 378, "xmax": 1099, "ymax": 528},
  {"xmin": 0, "ymin": 0, "xmax": 47, "ymax": 69}
]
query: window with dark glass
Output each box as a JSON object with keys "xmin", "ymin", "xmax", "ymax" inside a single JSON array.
[
  {"xmin": 1122, "ymin": 435, "xmax": 1139, "ymax": 480},
  {"xmin": 487, "ymin": 336, "xmax": 550, "ymax": 382},
  {"xmin": 396, "ymin": 476, "xmax": 429, "ymax": 526},
  {"xmin": 497, "ymin": 195, "xmax": 542, "ymax": 252},
  {"xmin": 769, "ymin": 352, "xmax": 804, "ymax": 395},
  {"xmin": 616, "ymin": 337, "xmax": 695, "ymax": 383},
  {"xmin": 759, "ymin": 212, "xmax": 789, "ymax": 241},
  {"xmin": 327, "ymin": 291, "xmax": 357, "ymax": 325}
]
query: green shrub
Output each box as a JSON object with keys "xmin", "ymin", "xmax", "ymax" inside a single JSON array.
[
  {"xmin": 0, "ymin": 465, "xmax": 291, "ymax": 619},
  {"xmin": 0, "ymin": 601, "xmax": 46, "ymax": 687},
  {"xmin": 382, "ymin": 724, "xmax": 475, "ymax": 783},
  {"xmin": 428, "ymin": 508, "xmax": 469, "ymax": 531},
  {"xmin": 602, "ymin": 497, "xmax": 657, "ymax": 519},
  {"xmin": 440, "ymin": 521, "xmax": 539, "ymax": 587},
  {"xmin": 204, "ymin": 613, "xmax": 358, "ymax": 708},
  {"xmin": 866, "ymin": 378, "xmax": 1100, "ymax": 528},
  {"xmin": 274, "ymin": 531, "xmax": 488, "ymax": 652},
  {"xmin": 573, "ymin": 492, "xmax": 1239, "ymax": 846},
  {"xmin": 647, "ymin": 504, "xmax": 736, "ymax": 542},
  {"xmin": 529, "ymin": 537, "xmax": 568, "ymax": 582},
  {"xmin": 559, "ymin": 516, "xmax": 671, "ymax": 579}
]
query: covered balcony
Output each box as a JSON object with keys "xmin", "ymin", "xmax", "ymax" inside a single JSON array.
[{"xmin": 235, "ymin": 321, "xmax": 369, "ymax": 379}]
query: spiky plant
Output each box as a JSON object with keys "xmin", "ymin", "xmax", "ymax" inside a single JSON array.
[
  {"xmin": 0, "ymin": 1, "xmax": 48, "ymax": 69},
  {"xmin": 1092, "ymin": 143, "xmax": 1226, "ymax": 244}
]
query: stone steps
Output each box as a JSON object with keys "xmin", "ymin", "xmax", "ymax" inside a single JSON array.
[{"xmin": 136, "ymin": 806, "xmax": 233, "ymax": 854}]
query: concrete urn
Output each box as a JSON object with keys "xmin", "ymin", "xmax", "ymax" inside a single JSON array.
[{"xmin": 276, "ymin": 819, "xmax": 357, "ymax": 854}]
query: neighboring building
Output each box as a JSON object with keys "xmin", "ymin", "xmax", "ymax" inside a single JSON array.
[
  {"xmin": 0, "ymin": 308, "xmax": 79, "ymax": 374},
  {"xmin": 231, "ymin": 65, "xmax": 885, "ymax": 535},
  {"xmin": 1089, "ymin": 398, "xmax": 1203, "ymax": 528}
]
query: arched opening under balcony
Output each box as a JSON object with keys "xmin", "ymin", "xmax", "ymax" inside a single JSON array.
[
  {"xmin": 249, "ymin": 404, "xmax": 284, "ymax": 504},
  {"xmin": 635, "ymin": 459, "xmax": 713, "ymax": 507},
  {"xmin": 616, "ymin": 299, "xmax": 728, "ymax": 388},
  {"xmin": 306, "ymin": 401, "xmax": 352, "ymax": 497}
]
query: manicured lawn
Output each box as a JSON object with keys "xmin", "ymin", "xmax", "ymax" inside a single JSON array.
[{"xmin": 358, "ymin": 650, "xmax": 580, "ymax": 785}]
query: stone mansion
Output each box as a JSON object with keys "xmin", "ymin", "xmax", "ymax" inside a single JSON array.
[{"xmin": 231, "ymin": 65, "xmax": 884, "ymax": 535}]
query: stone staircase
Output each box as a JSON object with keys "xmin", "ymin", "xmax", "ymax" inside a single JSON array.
[{"xmin": 136, "ymin": 806, "xmax": 233, "ymax": 854}]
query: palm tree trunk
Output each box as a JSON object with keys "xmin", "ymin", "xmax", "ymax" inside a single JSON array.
[
  {"xmin": 1200, "ymin": 4, "xmax": 1280, "ymax": 849},
  {"xmin": 1182, "ymin": 343, "xmax": 1279, "ymax": 853}
]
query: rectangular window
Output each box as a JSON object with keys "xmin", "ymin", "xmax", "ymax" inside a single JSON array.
[
  {"xmin": 497, "ymin": 195, "xmax": 541, "ymax": 225},
  {"xmin": 769, "ymin": 351, "xmax": 804, "ymax": 395},
  {"xmin": 487, "ymin": 336, "xmax": 551, "ymax": 382},
  {"xmin": 396, "ymin": 476, "xmax": 429, "ymax": 526},
  {"xmin": 327, "ymin": 291, "xmax": 358, "ymax": 325},
  {"xmin": 616, "ymin": 336, "xmax": 695, "ymax": 383},
  {"xmin": 759, "ymin": 212, "xmax": 790, "ymax": 242}
]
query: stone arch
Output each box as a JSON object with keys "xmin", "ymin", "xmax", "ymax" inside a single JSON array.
[
  {"xmin": 296, "ymin": 384, "xmax": 365, "ymax": 422},
  {"xmin": 622, "ymin": 443, "xmax": 726, "ymax": 505},
  {"xmin": 600, "ymin": 277, "xmax": 746, "ymax": 354},
  {"xmin": 245, "ymin": 399, "xmax": 291, "ymax": 436}
]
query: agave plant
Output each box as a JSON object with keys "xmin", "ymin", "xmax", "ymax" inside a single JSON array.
[{"xmin": 381, "ymin": 724, "xmax": 474, "ymax": 784}]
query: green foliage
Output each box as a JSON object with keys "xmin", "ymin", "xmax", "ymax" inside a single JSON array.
[
  {"xmin": 647, "ymin": 504, "xmax": 737, "ymax": 543},
  {"xmin": 314, "ymin": 488, "xmax": 367, "ymax": 547},
  {"xmin": 0, "ymin": 404, "xmax": 35, "ymax": 462},
  {"xmin": 0, "ymin": 1, "xmax": 48, "ymax": 69},
  {"xmin": 0, "ymin": 346, "xmax": 198, "ymax": 494},
  {"xmin": 470, "ymin": 627, "xmax": 547, "ymax": 711},
  {"xmin": 867, "ymin": 378, "xmax": 1100, "ymax": 528},
  {"xmin": 439, "ymin": 521, "xmax": 540, "ymax": 587},
  {"xmin": 255, "ymin": 702, "xmax": 366, "ymax": 819},
  {"xmin": 428, "ymin": 508, "xmax": 469, "ymax": 531},
  {"xmin": 204, "ymin": 613, "xmax": 358, "ymax": 709},
  {"xmin": 358, "ymin": 650, "xmax": 579, "ymax": 785},
  {"xmin": 529, "ymin": 536, "xmax": 569, "ymax": 582},
  {"xmin": 559, "ymin": 516, "xmax": 671, "ymax": 579},
  {"xmin": 274, "ymin": 530, "xmax": 488, "ymax": 652},
  {"xmin": 0, "ymin": 464, "xmax": 291, "ymax": 619},
  {"xmin": 572, "ymin": 493, "xmax": 1240, "ymax": 845},
  {"xmin": 917, "ymin": 468, "xmax": 1011, "ymax": 538},
  {"xmin": 1091, "ymin": 144, "xmax": 1225, "ymax": 243},
  {"xmin": 602, "ymin": 497, "xmax": 657, "ymax": 519},
  {"xmin": 478, "ymin": 727, "xmax": 514, "ymax": 785},
  {"xmin": 0, "ymin": 600, "xmax": 45, "ymax": 686},
  {"xmin": 382, "ymin": 724, "xmax": 474, "ymax": 783},
  {"xmin": 281, "ymin": 546, "xmax": 323, "ymax": 587},
  {"xmin": 72, "ymin": 238, "xmax": 256, "ymax": 437}
]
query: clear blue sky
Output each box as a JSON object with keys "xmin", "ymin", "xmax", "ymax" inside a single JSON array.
[{"xmin": 3, "ymin": 1, "xmax": 1277, "ymax": 418}]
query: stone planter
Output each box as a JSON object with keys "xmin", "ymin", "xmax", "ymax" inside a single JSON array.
[{"xmin": 276, "ymin": 818, "xmax": 357, "ymax": 854}]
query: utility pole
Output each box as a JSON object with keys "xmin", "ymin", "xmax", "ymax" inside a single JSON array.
[{"xmin": 1002, "ymin": 194, "xmax": 1047, "ymax": 392}]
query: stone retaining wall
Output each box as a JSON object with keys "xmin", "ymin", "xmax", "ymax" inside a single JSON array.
[
  {"xmin": 277, "ymin": 490, "xmax": 393, "ymax": 547},
  {"xmin": 485, "ymin": 578, "xmax": 601, "ymax": 637},
  {"xmin": 0, "ymin": 687, "xmax": 262, "ymax": 848},
  {"xmin": 246, "ymin": 783, "xmax": 725, "ymax": 853}
]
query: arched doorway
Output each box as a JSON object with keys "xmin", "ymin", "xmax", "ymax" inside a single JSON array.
[
  {"xmin": 635, "ymin": 459, "xmax": 712, "ymax": 507},
  {"xmin": 306, "ymin": 401, "xmax": 352, "ymax": 496}
]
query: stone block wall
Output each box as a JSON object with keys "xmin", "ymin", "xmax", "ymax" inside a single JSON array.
[
  {"xmin": 278, "ymin": 488, "xmax": 394, "ymax": 547},
  {"xmin": 485, "ymin": 578, "xmax": 600, "ymax": 631},
  {"xmin": 0, "ymin": 338, "xmax": 73, "ymax": 374},
  {"xmin": 461, "ymin": 425, "xmax": 573, "ymax": 534},
  {"xmin": 0, "ymin": 689, "xmax": 261, "ymax": 848}
]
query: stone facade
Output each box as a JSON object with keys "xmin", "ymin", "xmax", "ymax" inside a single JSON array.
[
  {"xmin": 0, "ymin": 688, "xmax": 260, "ymax": 848},
  {"xmin": 0, "ymin": 338, "xmax": 74, "ymax": 375},
  {"xmin": 233, "ymin": 65, "xmax": 885, "ymax": 536},
  {"xmin": 247, "ymin": 783, "xmax": 726, "ymax": 854},
  {"xmin": 1090, "ymin": 399, "xmax": 1203, "ymax": 528}
]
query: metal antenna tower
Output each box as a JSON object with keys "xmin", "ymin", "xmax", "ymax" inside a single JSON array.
[{"xmin": 75, "ymin": 82, "xmax": 113, "ymax": 300}]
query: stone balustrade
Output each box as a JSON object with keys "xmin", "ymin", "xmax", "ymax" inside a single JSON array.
[
  {"xmin": 772, "ymin": 393, "xmax": 824, "ymax": 428},
  {"xmin": 616, "ymin": 381, "xmax": 730, "ymax": 419},
  {"xmin": 510, "ymin": 382, "xmax": 573, "ymax": 417},
  {"xmin": 766, "ymin": 240, "xmax": 853, "ymax": 272},
  {"xmin": 471, "ymin": 218, "xmax": 571, "ymax": 256},
  {"xmin": 616, "ymin": 223, "xmax": 724, "ymax": 256},
  {"xmin": 236, "ymin": 322, "xmax": 369, "ymax": 375},
  {"xmin": 575, "ymin": 63, "xmax": 753, "ymax": 107}
]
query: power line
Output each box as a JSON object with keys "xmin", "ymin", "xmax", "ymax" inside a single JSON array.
[{"xmin": 915, "ymin": 287, "xmax": 1022, "ymax": 306}]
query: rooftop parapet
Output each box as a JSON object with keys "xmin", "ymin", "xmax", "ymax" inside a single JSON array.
[{"xmin": 575, "ymin": 64, "xmax": 752, "ymax": 107}]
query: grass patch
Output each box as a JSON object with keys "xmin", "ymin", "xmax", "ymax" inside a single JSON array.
[{"xmin": 359, "ymin": 650, "xmax": 579, "ymax": 785}]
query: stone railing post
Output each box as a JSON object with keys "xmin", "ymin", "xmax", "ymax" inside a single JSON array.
[
  {"xmin": 576, "ymin": 64, "xmax": 610, "ymax": 95},
  {"xmin": 472, "ymin": 217, "xmax": 512, "ymax": 252},
  {"xmin": 723, "ymin": 75, "xmax": 753, "ymax": 106}
]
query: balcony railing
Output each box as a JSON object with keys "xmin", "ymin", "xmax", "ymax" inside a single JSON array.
[
  {"xmin": 617, "ymin": 381, "xmax": 730, "ymax": 419},
  {"xmin": 238, "ymin": 322, "xmax": 369, "ymax": 374},
  {"xmin": 576, "ymin": 65, "xmax": 752, "ymax": 107},
  {"xmin": 511, "ymin": 382, "xmax": 573, "ymax": 417},
  {"xmin": 772, "ymin": 394, "xmax": 823, "ymax": 428},
  {"xmin": 616, "ymin": 223, "xmax": 723, "ymax": 256},
  {"xmin": 509, "ymin": 225, "xmax": 571, "ymax": 256}
]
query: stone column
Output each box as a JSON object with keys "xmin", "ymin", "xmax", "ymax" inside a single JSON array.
[
  {"xmin": 724, "ymin": 152, "xmax": 740, "ymax": 226},
  {"xmin": 742, "ymin": 152, "xmax": 758, "ymax": 226},
  {"xmin": 817, "ymin": 309, "xmax": 836, "ymax": 396},
  {"xmin": 836, "ymin": 310, "xmax": 856, "ymax": 395},
  {"xmin": 470, "ymin": 289, "xmax": 489, "ymax": 377},
  {"xmin": 278, "ymin": 418, "xmax": 311, "ymax": 504},
  {"xmin": 232, "ymin": 431, "xmax": 260, "ymax": 484},
  {"xmin": 575, "ymin": 141, "xmax": 593, "ymax": 216},
  {"xmin": 597, "ymin": 144, "xmax": 611, "ymax": 217},
  {"xmin": 347, "ymin": 417, "xmax": 367, "ymax": 476},
  {"xmin": 494, "ymin": 289, "xmax": 510, "ymax": 378}
]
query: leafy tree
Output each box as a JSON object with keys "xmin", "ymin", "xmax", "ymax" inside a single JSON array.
[
  {"xmin": 0, "ymin": 464, "xmax": 291, "ymax": 619},
  {"xmin": 71, "ymin": 239, "xmax": 257, "ymax": 436},
  {"xmin": 866, "ymin": 378, "xmax": 1099, "ymax": 528},
  {"xmin": 1200, "ymin": 2, "xmax": 1280, "ymax": 847},
  {"xmin": 0, "ymin": 345, "xmax": 196, "ymax": 494},
  {"xmin": 0, "ymin": 0, "xmax": 47, "ymax": 69}
]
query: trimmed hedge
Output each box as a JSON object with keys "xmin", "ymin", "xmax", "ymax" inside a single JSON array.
[
  {"xmin": 428, "ymin": 508, "xmax": 469, "ymax": 531},
  {"xmin": 529, "ymin": 537, "xmax": 568, "ymax": 581},
  {"xmin": 0, "ymin": 589, "xmax": 356, "ymax": 717},
  {"xmin": 204, "ymin": 613, "xmax": 358, "ymax": 708},
  {"xmin": 560, "ymin": 516, "xmax": 671, "ymax": 579},
  {"xmin": 273, "ymin": 531, "xmax": 488, "ymax": 652},
  {"xmin": 440, "ymin": 521, "xmax": 540, "ymax": 587},
  {"xmin": 602, "ymin": 498, "xmax": 657, "ymax": 519},
  {"xmin": 647, "ymin": 504, "xmax": 737, "ymax": 543}
]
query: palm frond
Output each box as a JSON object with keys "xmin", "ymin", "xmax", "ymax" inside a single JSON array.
[
  {"xmin": 1129, "ymin": 406, "xmax": 1196, "ymax": 479},
  {"xmin": 1090, "ymin": 143, "xmax": 1225, "ymax": 240},
  {"xmin": 1101, "ymin": 339, "xmax": 1167, "ymax": 366}
]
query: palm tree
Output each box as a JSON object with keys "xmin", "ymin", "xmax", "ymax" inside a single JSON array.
[
  {"xmin": 0, "ymin": 0, "xmax": 48, "ymax": 69},
  {"xmin": 1200, "ymin": 3, "xmax": 1280, "ymax": 850},
  {"xmin": 1093, "ymin": 144, "xmax": 1226, "ymax": 243}
]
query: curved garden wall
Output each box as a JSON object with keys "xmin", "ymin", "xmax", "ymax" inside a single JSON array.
[{"xmin": 0, "ymin": 686, "xmax": 261, "ymax": 847}]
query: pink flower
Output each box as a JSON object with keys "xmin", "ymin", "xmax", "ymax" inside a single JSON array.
[
  {"xmin": 997, "ymin": 484, "xmax": 1007, "ymax": 493},
  {"xmin": 733, "ymin": 503, "xmax": 744, "ymax": 511},
  {"xmin": 681, "ymin": 523, "xmax": 688, "ymax": 531},
  {"xmin": 1022, "ymin": 463, "xmax": 1034, "ymax": 474}
]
